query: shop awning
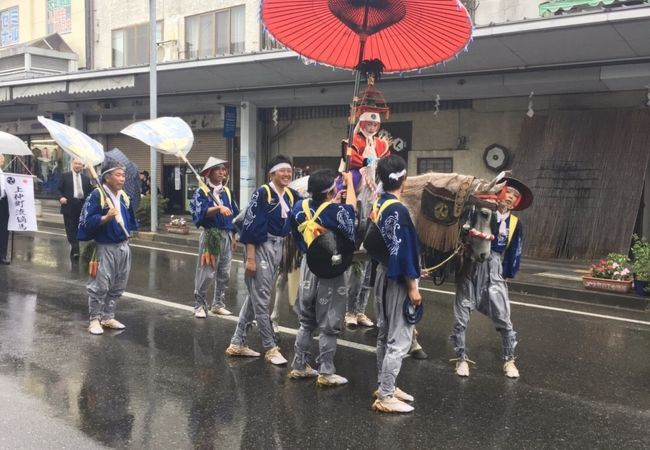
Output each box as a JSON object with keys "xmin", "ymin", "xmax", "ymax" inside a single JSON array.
[
  {"xmin": 68, "ymin": 75, "xmax": 135, "ymax": 94},
  {"xmin": 12, "ymin": 81, "xmax": 66, "ymax": 99},
  {"xmin": 539, "ymin": 0, "xmax": 649, "ymax": 16}
]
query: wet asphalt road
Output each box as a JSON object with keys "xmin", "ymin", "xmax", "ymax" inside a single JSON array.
[{"xmin": 0, "ymin": 230, "xmax": 649, "ymax": 449}]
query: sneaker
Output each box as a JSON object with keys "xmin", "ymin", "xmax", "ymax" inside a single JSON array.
[
  {"xmin": 373, "ymin": 387, "xmax": 414, "ymax": 402},
  {"xmin": 194, "ymin": 308, "xmax": 207, "ymax": 319},
  {"xmin": 210, "ymin": 306, "xmax": 232, "ymax": 316},
  {"xmin": 225, "ymin": 344, "xmax": 260, "ymax": 357},
  {"xmin": 356, "ymin": 313, "xmax": 374, "ymax": 327},
  {"xmin": 455, "ymin": 360, "xmax": 470, "ymax": 377},
  {"xmin": 503, "ymin": 359, "xmax": 520, "ymax": 378},
  {"xmin": 372, "ymin": 396, "xmax": 414, "ymax": 413},
  {"xmin": 288, "ymin": 365, "xmax": 319, "ymax": 379},
  {"xmin": 344, "ymin": 312, "xmax": 358, "ymax": 327},
  {"xmin": 265, "ymin": 346, "xmax": 288, "ymax": 365},
  {"xmin": 88, "ymin": 320, "xmax": 104, "ymax": 335},
  {"xmin": 316, "ymin": 373, "xmax": 348, "ymax": 387},
  {"xmin": 100, "ymin": 319, "xmax": 126, "ymax": 330}
]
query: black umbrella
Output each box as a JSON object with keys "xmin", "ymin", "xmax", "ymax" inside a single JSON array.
[{"xmin": 106, "ymin": 148, "xmax": 142, "ymax": 211}]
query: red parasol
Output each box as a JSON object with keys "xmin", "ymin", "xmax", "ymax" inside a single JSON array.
[
  {"xmin": 261, "ymin": 0, "xmax": 473, "ymax": 170},
  {"xmin": 261, "ymin": 0, "xmax": 473, "ymax": 73}
]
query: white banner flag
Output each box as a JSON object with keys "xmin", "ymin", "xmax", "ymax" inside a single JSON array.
[{"xmin": 1, "ymin": 173, "xmax": 38, "ymax": 232}]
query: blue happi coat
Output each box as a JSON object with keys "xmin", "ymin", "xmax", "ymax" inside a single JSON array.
[
  {"xmin": 375, "ymin": 193, "xmax": 421, "ymax": 280},
  {"xmin": 491, "ymin": 213, "xmax": 523, "ymax": 279},
  {"xmin": 190, "ymin": 184, "xmax": 239, "ymax": 231},
  {"xmin": 239, "ymin": 185, "xmax": 299, "ymax": 245},
  {"xmin": 77, "ymin": 188, "xmax": 138, "ymax": 244},
  {"xmin": 291, "ymin": 198, "xmax": 356, "ymax": 254}
]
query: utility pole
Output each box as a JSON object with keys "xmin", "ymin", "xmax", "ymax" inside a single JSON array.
[{"xmin": 149, "ymin": 0, "xmax": 158, "ymax": 232}]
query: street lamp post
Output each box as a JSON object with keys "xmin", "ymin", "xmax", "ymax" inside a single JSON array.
[{"xmin": 149, "ymin": 0, "xmax": 158, "ymax": 232}]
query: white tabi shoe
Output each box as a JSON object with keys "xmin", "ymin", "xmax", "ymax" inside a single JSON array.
[
  {"xmin": 100, "ymin": 319, "xmax": 126, "ymax": 330},
  {"xmin": 225, "ymin": 344, "xmax": 261, "ymax": 357},
  {"xmin": 372, "ymin": 396, "xmax": 414, "ymax": 413},
  {"xmin": 264, "ymin": 346, "xmax": 288, "ymax": 365},
  {"xmin": 503, "ymin": 359, "xmax": 520, "ymax": 378},
  {"xmin": 194, "ymin": 308, "xmax": 207, "ymax": 319},
  {"xmin": 356, "ymin": 313, "xmax": 374, "ymax": 327},
  {"xmin": 88, "ymin": 320, "xmax": 104, "ymax": 335},
  {"xmin": 316, "ymin": 373, "xmax": 348, "ymax": 387},
  {"xmin": 211, "ymin": 306, "xmax": 232, "ymax": 316},
  {"xmin": 288, "ymin": 365, "xmax": 319, "ymax": 379},
  {"xmin": 373, "ymin": 387, "xmax": 414, "ymax": 403},
  {"xmin": 455, "ymin": 360, "xmax": 470, "ymax": 377},
  {"xmin": 344, "ymin": 312, "xmax": 358, "ymax": 327}
]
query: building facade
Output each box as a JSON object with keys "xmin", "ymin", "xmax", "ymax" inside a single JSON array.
[{"xmin": 0, "ymin": 0, "xmax": 649, "ymax": 258}]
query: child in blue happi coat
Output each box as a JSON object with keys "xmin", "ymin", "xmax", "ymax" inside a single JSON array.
[
  {"xmin": 371, "ymin": 155, "xmax": 421, "ymax": 413},
  {"xmin": 289, "ymin": 169, "xmax": 356, "ymax": 386},
  {"xmin": 226, "ymin": 155, "xmax": 298, "ymax": 366}
]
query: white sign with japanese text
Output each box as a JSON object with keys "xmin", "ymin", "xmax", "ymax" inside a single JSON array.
[{"xmin": 1, "ymin": 173, "xmax": 38, "ymax": 232}]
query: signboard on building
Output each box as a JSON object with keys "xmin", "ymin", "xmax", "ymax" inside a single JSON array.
[
  {"xmin": 223, "ymin": 105, "xmax": 237, "ymax": 139},
  {"xmin": 47, "ymin": 0, "xmax": 72, "ymax": 35},
  {"xmin": 0, "ymin": 7, "xmax": 19, "ymax": 47},
  {"xmin": 1, "ymin": 173, "xmax": 38, "ymax": 232}
]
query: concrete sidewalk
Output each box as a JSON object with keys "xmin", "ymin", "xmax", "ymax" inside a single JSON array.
[{"xmin": 36, "ymin": 202, "xmax": 650, "ymax": 311}]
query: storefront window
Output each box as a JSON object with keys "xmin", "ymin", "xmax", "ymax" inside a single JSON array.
[{"xmin": 29, "ymin": 136, "xmax": 65, "ymax": 198}]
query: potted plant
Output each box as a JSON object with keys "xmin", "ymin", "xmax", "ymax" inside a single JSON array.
[
  {"xmin": 631, "ymin": 235, "xmax": 650, "ymax": 296},
  {"xmin": 582, "ymin": 253, "xmax": 633, "ymax": 294},
  {"xmin": 165, "ymin": 215, "xmax": 190, "ymax": 235}
]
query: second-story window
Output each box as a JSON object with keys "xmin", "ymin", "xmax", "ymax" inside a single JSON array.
[
  {"xmin": 112, "ymin": 22, "xmax": 163, "ymax": 68},
  {"xmin": 185, "ymin": 5, "xmax": 245, "ymax": 59}
]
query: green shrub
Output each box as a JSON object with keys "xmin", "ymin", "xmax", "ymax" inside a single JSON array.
[
  {"xmin": 136, "ymin": 194, "xmax": 169, "ymax": 229},
  {"xmin": 631, "ymin": 235, "xmax": 650, "ymax": 282}
]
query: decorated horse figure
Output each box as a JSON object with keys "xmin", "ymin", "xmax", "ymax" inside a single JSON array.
[{"xmin": 399, "ymin": 171, "xmax": 504, "ymax": 282}]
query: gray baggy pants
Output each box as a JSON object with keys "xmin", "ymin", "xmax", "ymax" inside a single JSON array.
[
  {"xmin": 451, "ymin": 251, "xmax": 518, "ymax": 361},
  {"xmin": 346, "ymin": 260, "xmax": 372, "ymax": 315},
  {"xmin": 375, "ymin": 264, "xmax": 414, "ymax": 399},
  {"xmin": 231, "ymin": 234, "xmax": 284, "ymax": 350},
  {"xmin": 88, "ymin": 241, "xmax": 131, "ymax": 321},
  {"xmin": 292, "ymin": 257, "xmax": 347, "ymax": 375},
  {"xmin": 194, "ymin": 229, "xmax": 232, "ymax": 312}
]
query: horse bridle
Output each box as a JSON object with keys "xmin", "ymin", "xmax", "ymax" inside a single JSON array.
[{"xmin": 421, "ymin": 198, "xmax": 497, "ymax": 275}]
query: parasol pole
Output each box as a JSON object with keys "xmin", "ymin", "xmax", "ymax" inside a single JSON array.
[
  {"xmin": 86, "ymin": 164, "xmax": 131, "ymax": 239},
  {"xmin": 344, "ymin": 0, "xmax": 372, "ymax": 172},
  {"xmin": 344, "ymin": 41, "xmax": 365, "ymax": 172}
]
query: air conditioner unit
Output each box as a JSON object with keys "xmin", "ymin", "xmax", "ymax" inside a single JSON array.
[{"xmin": 157, "ymin": 40, "xmax": 179, "ymax": 63}]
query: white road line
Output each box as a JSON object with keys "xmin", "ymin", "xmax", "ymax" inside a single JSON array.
[
  {"xmin": 420, "ymin": 287, "xmax": 650, "ymax": 326},
  {"xmin": 122, "ymin": 291, "xmax": 377, "ymax": 353},
  {"xmin": 34, "ymin": 230, "xmax": 650, "ymax": 327}
]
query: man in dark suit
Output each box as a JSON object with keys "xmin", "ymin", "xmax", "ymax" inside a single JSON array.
[
  {"xmin": 58, "ymin": 158, "xmax": 92, "ymax": 257},
  {"xmin": 0, "ymin": 153, "xmax": 10, "ymax": 264}
]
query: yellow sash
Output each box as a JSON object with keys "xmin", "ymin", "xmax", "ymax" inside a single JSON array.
[
  {"xmin": 97, "ymin": 187, "xmax": 129, "ymax": 209},
  {"xmin": 297, "ymin": 200, "xmax": 331, "ymax": 247},
  {"xmin": 370, "ymin": 198, "xmax": 400, "ymax": 223},
  {"xmin": 506, "ymin": 214, "xmax": 518, "ymax": 249}
]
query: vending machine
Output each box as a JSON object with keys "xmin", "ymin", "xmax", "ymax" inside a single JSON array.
[{"xmin": 185, "ymin": 168, "xmax": 199, "ymax": 212}]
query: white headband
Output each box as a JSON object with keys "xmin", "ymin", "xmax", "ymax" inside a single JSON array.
[
  {"xmin": 269, "ymin": 162, "xmax": 292, "ymax": 173},
  {"xmin": 388, "ymin": 169, "xmax": 406, "ymax": 181},
  {"xmin": 321, "ymin": 181, "xmax": 337, "ymax": 194},
  {"xmin": 101, "ymin": 166, "xmax": 125, "ymax": 178}
]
